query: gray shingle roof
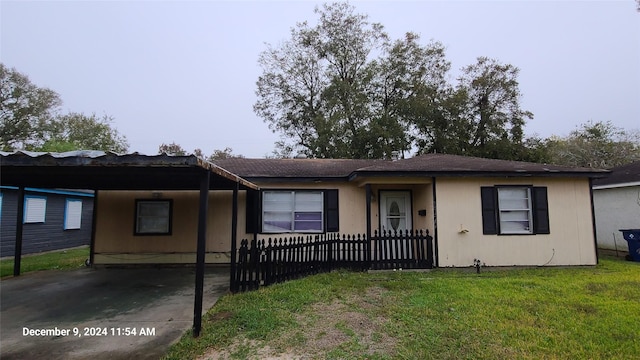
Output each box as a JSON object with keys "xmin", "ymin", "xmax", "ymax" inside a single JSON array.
[
  {"xmin": 592, "ymin": 161, "xmax": 640, "ymax": 187},
  {"xmin": 214, "ymin": 154, "xmax": 608, "ymax": 180},
  {"xmin": 212, "ymin": 158, "xmax": 385, "ymax": 178}
]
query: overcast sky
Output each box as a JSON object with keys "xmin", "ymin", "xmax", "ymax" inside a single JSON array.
[{"xmin": 2, "ymin": 1, "xmax": 638, "ymax": 157}]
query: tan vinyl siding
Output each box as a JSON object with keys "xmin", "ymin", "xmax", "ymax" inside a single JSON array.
[{"xmin": 435, "ymin": 177, "xmax": 596, "ymax": 267}]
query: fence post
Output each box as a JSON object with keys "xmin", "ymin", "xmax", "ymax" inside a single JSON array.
[
  {"xmin": 264, "ymin": 238, "xmax": 272, "ymax": 286},
  {"xmin": 239, "ymin": 239, "xmax": 248, "ymax": 292}
]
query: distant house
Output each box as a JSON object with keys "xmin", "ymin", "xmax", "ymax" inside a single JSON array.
[
  {"xmin": 0, "ymin": 187, "xmax": 94, "ymax": 257},
  {"xmin": 592, "ymin": 161, "xmax": 640, "ymax": 254},
  {"xmin": 0, "ymin": 151, "xmax": 608, "ymax": 268}
]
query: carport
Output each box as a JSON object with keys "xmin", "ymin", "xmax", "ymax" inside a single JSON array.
[{"xmin": 0, "ymin": 150, "xmax": 259, "ymax": 336}]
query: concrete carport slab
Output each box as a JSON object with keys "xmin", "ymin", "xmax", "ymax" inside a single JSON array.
[{"xmin": 0, "ymin": 267, "xmax": 228, "ymax": 359}]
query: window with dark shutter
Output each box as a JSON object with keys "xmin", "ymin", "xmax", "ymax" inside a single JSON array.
[
  {"xmin": 251, "ymin": 189, "xmax": 338, "ymax": 234},
  {"xmin": 481, "ymin": 186, "xmax": 550, "ymax": 235}
]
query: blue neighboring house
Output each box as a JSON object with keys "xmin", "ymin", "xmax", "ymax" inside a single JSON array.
[{"xmin": 0, "ymin": 187, "xmax": 94, "ymax": 257}]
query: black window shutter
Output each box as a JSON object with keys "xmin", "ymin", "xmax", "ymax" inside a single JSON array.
[
  {"xmin": 481, "ymin": 187, "xmax": 498, "ymax": 235},
  {"xmin": 245, "ymin": 190, "xmax": 260, "ymax": 233},
  {"xmin": 324, "ymin": 189, "xmax": 339, "ymax": 232},
  {"xmin": 532, "ymin": 187, "xmax": 550, "ymax": 234}
]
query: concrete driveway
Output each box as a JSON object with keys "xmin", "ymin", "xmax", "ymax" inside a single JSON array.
[{"xmin": 0, "ymin": 266, "xmax": 229, "ymax": 359}]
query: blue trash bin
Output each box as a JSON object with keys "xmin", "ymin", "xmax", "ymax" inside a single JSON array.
[{"xmin": 619, "ymin": 229, "xmax": 640, "ymax": 262}]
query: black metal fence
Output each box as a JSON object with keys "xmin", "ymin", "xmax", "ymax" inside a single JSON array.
[{"xmin": 231, "ymin": 229, "xmax": 433, "ymax": 292}]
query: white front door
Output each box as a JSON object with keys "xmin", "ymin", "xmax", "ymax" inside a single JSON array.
[{"xmin": 379, "ymin": 191, "xmax": 412, "ymax": 232}]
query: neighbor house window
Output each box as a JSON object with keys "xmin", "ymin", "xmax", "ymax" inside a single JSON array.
[
  {"xmin": 135, "ymin": 199, "xmax": 172, "ymax": 235},
  {"xmin": 64, "ymin": 199, "xmax": 83, "ymax": 230},
  {"xmin": 262, "ymin": 191, "xmax": 324, "ymax": 233},
  {"xmin": 481, "ymin": 186, "xmax": 549, "ymax": 235},
  {"xmin": 24, "ymin": 196, "xmax": 47, "ymax": 223}
]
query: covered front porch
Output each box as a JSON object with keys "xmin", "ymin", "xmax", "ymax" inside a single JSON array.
[{"xmin": 231, "ymin": 177, "xmax": 437, "ymax": 292}]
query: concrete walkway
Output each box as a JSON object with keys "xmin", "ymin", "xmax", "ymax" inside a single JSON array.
[{"xmin": 0, "ymin": 267, "xmax": 229, "ymax": 359}]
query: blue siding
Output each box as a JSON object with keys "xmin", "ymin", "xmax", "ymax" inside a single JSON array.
[{"xmin": 0, "ymin": 189, "xmax": 94, "ymax": 257}]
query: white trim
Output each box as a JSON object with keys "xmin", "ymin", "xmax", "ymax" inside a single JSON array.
[{"xmin": 593, "ymin": 181, "xmax": 640, "ymax": 190}]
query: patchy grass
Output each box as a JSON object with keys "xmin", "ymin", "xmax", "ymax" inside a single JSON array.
[
  {"xmin": 164, "ymin": 257, "xmax": 640, "ymax": 360},
  {"xmin": 0, "ymin": 246, "xmax": 89, "ymax": 278}
]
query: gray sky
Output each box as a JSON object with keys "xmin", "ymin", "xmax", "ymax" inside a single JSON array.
[{"xmin": 2, "ymin": 0, "xmax": 638, "ymax": 158}]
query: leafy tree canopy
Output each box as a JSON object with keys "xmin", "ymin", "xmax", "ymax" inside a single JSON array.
[
  {"xmin": 1, "ymin": 63, "xmax": 128, "ymax": 153},
  {"xmin": 254, "ymin": 2, "xmax": 533, "ymax": 160},
  {"xmin": 543, "ymin": 121, "xmax": 640, "ymax": 168},
  {"xmin": 158, "ymin": 142, "xmax": 243, "ymax": 161},
  {"xmin": 35, "ymin": 113, "xmax": 129, "ymax": 153},
  {"xmin": 0, "ymin": 63, "xmax": 61, "ymax": 150}
]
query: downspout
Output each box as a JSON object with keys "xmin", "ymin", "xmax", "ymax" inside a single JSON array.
[
  {"xmin": 13, "ymin": 186, "xmax": 25, "ymax": 276},
  {"xmin": 193, "ymin": 170, "xmax": 210, "ymax": 337},
  {"xmin": 589, "ymin": 178, "xmax": 599, "ymax": 264},
  {"xmin": 432, "ymin": 178, "xmax": 439, "ymax": 268}
]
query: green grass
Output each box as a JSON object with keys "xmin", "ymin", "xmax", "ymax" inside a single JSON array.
[
  {"xmin": 164, "ymin": 257, "xmax": 640, "ymax": 360},
  {"xmin": 0, "ymin": 246, "xmax": 90, "ymax": 278}
]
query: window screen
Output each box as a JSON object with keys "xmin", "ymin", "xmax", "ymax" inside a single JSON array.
[
  {"xmin": 263, "ymin": 191, "xmax": 323, "ymax": 233},
  {"xmin": 135, "ymin": 200, "xmax": 172, "ymax": 235}
]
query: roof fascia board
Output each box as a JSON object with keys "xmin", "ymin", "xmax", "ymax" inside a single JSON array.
[
  {"xmin": 593, "ymin": 181, "xmax": 640, "ymax": 190},
  {"xmin": 242, "ymin": 177, "xmax": 349, "ymax": 183},
  {"xmin": 349, "ymin": 171, "xmax": 608, "ymax": 181}
]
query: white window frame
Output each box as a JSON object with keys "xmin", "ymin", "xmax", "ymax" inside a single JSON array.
[
  {"xmin": 497, "ymin": 187, "xmax": 533, "ymax": 235},
  {"xmin": 135, "ymin": 199, "xmax": 172, "ymax": 235},
  {"xmin": 262, "ymin": 191, "xmax": 324, "ymax": 233},
  {"xmin": 24, "ymin": 195, "xmax": 47, "ymax": 223},
  {"xmin": 64, "ymin": 199, "xmax": 83, "ymax": 230}
]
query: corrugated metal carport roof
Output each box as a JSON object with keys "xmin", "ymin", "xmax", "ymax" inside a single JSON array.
[
  {"xmin": 0, "ymin": 150, "xmax": 257, "ymax": 338},
  {"xmin": 0, "ymin": 150, "xmax": 258, "ymax": 191}
]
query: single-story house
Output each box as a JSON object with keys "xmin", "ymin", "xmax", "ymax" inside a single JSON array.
[
  {"xmin": 0, "ymin": 150, "xmax": 610, "ymax": 335},
  {"xmin": 0, "ymin": 186, "xmax": 94, "ymax": 257},
  {"xmin": 87, "ymin": 153, "xmax": 607, "ymax": 268},
  {"xmin": 592, "ymin": 161, "xmax": 640, "ymax": 254}
]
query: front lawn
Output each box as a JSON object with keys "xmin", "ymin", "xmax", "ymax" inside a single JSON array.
[{"xmin": 165, "ymin": 257, "xmax": 640, "ymax": 360}]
